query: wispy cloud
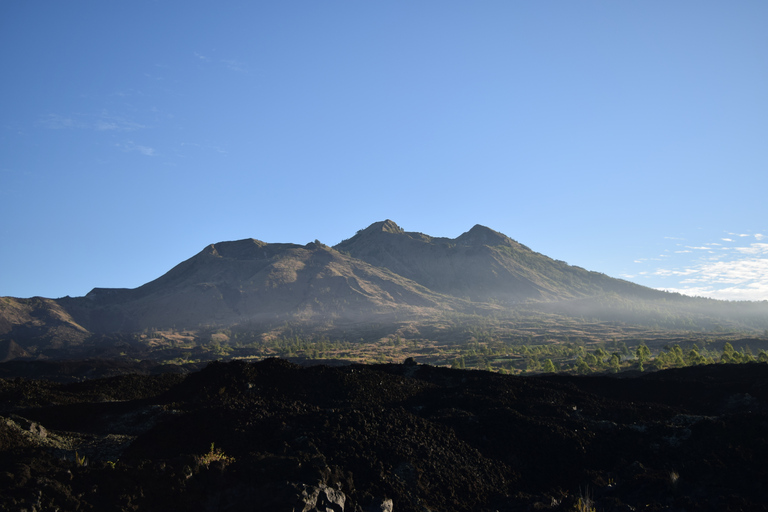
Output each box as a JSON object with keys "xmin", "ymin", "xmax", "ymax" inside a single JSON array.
[
  {"xmin": 118, "ymin": 141, "xmax": 155, "ymax": 156},
  {"xmin": 660, "ymin": 283, "xmax": 768, "ymax": 302},
  {"xmin": 39, "ymin": 114, "xmax": 86, "ymax": 130},
  {"xmin": 649, "ymin": 236, "xmax": 768, "ymax": 301},
  {"xmin": 96, "ymin": 118, "xmax": 145, "ymax": 131},
  {"xmin": 222, "ymin": 59, "xmax": 248, "ymax": 73},
  {"xmin": 194, "ymin": 51, "xmax": 250, "ymax": 74},
  {"xmin": 40, "ymin": 113, "xmax": 144, "ymax": 132},
  {"xmin": 734, "ymin": 243, "xmax": 768, "ymax": 255},
  {"xmin": 180, "ymin": 142, "xmax": 228, "ymax": 155}
]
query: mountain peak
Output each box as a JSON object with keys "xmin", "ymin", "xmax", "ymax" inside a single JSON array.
[
  {"xmin": 456, "ymin": 224, "xmax": 510, "ymax": 246},
  {"xmin": 208, "ymin": 238, "xmax": 269, "ymax": 259},
  {"xmin": 360, "ymin": 220, "xmax": 404, "ymax": 235}
]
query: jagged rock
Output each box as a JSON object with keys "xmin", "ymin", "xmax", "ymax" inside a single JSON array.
[
  {"xmin": 296, "ymin": 483, "xmax": 346, "ymax": 512},
  {"xmin": 365, "ymin": 498, "xmax": 393, "ymax": 512}
]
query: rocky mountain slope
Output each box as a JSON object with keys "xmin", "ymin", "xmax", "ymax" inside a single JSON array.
[
  {"xmin": 0, "ymin": 297, "xmax": 90, "ymax": 357},
  {"xmin": 57, "ymin": 238, "xmax": 466, "ymax": 333},
  {"xmin": 2, "ymin": 221, "xmax": 767, "ymax": 357},
  {"xmin": 336, "ymin": 220, "xmax": 661, "ymax": 303},
  {"xmin": 1, "ymin": 358, "xmax": 767, "ymax": 511}
]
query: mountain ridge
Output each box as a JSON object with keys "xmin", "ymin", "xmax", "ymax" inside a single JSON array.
[
  {"xmin": 59, "ymin": 237, "xmax": 467, "ymax": 334},
  {"xmin": 2, "ymin": 220, "xmax": 768, "ymax": 357},
  {"xmin": 334, "ymin": 220, "xmax": 659, "ymax": 303}
]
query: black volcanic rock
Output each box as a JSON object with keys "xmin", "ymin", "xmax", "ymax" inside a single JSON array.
[{"xmin": 1, "ymin": 360, "xmax": 767, "ymax": 511}]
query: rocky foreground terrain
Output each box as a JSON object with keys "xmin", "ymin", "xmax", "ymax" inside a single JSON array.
[{"xmin": 1, "ymin": 359, "xmax": 767, "ymax": 511}]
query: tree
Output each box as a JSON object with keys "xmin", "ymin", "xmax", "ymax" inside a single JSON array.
[
  {"xmin": 619, "ymin": 341, "xmax": 630, "ymax": 358},
  {"xmin": 575, "ymin": 356, "xmax": 591, "ymax": 375},
  {"xmin": 671, "ymin": 345, "xmax": 685, "ymax": 367},
  {"xmin": 594, "ymin": 347, "xmax": 608, "ymax": 362},
  {"xmin": 651, "ymin": 352, "xmax": 667, "ymax": 370},
  {"xmin": 636, "ymin": 344, "xmax": 651, "ymax": 363},
  {"xmin": 721, "ymin": 342, "xmax": 737, "ymax": 363},
  {"xmin": 609, "ymin": 353, "xmax": 621, "ymax": 373},
  {"xmin": 542, "ymin": 359, "xmax": 557, "ymax": 373}
]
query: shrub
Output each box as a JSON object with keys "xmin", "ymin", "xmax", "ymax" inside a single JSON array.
[{"xmin": 196, "ymin": 443, "xmax": 235, "ymax": 468}]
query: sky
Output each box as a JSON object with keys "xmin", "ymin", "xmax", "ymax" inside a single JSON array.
[{"xmin": 1, "ymin": 1, "xmax": 767, "ymax": 301}]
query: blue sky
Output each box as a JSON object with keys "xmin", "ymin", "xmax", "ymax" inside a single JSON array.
[{"xmin": 1, "ymin": 1, "xmax": 767, "ymax": 301}]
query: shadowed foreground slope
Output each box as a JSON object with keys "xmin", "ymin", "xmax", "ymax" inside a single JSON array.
[{"xmin": 1, "ymin": 359, "xmax": 767, "ymax": 511}]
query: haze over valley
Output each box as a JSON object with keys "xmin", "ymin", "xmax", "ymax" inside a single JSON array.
[{"xmin": 2, "ymin": 221, "xmax": 767, "ymax": 370}]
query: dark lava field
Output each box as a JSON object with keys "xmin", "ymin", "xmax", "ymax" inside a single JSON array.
[{"xmin": 1, "ymin": 359, "xmax": 767, "ymax": 511}]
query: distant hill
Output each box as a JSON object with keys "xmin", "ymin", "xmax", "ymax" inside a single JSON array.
[
  {"xmin": 2, "ymin": 220, "xmax": 767, "ymax": 357},
  {"xmin": 0, "ymin": 296, "xmax": 90, "ymax": 351}
]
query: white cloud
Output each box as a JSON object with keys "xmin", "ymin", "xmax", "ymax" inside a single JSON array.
[
  {"xmin": 654, "ymin": 268, "xmax": 698, "ymax": 277},
  {"xmin": 40, "ymin": 113, "xmax": 143, "ymax": 132},
  {"xmin": 97, "ymin": 121, "xmax": 120, "ymax": 130},
  {"xmin": 661, "ymin": 283, "xmax": 768, "ymax": 301},
  {"xmin": 95, "ymin": 118, "xmax": 144, "ymax": 131},
  {"xmin": 222, "ymin": 59, "xmax": 248, "ymax": 73},
  {"xmin": 180, "ymin": 142, "xmax": 228, "ymax": 155},
  {"xmin": 643, "ymin": 231, "xmax": 768, "ymax": 300},
  {"xmin": 118, "ymin": 141, "xmax": 155, "ymax": 156},
  {"xmin": 39, "ymin": 114, "xmax": 86, "ymax": 129},
  {"xmin": 735, "ymin": 243, "xmax": 768, "ymax": 255},
  {"xmin": 654, "ymin": 256, "xmax": 768, "ymax": 300}
]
